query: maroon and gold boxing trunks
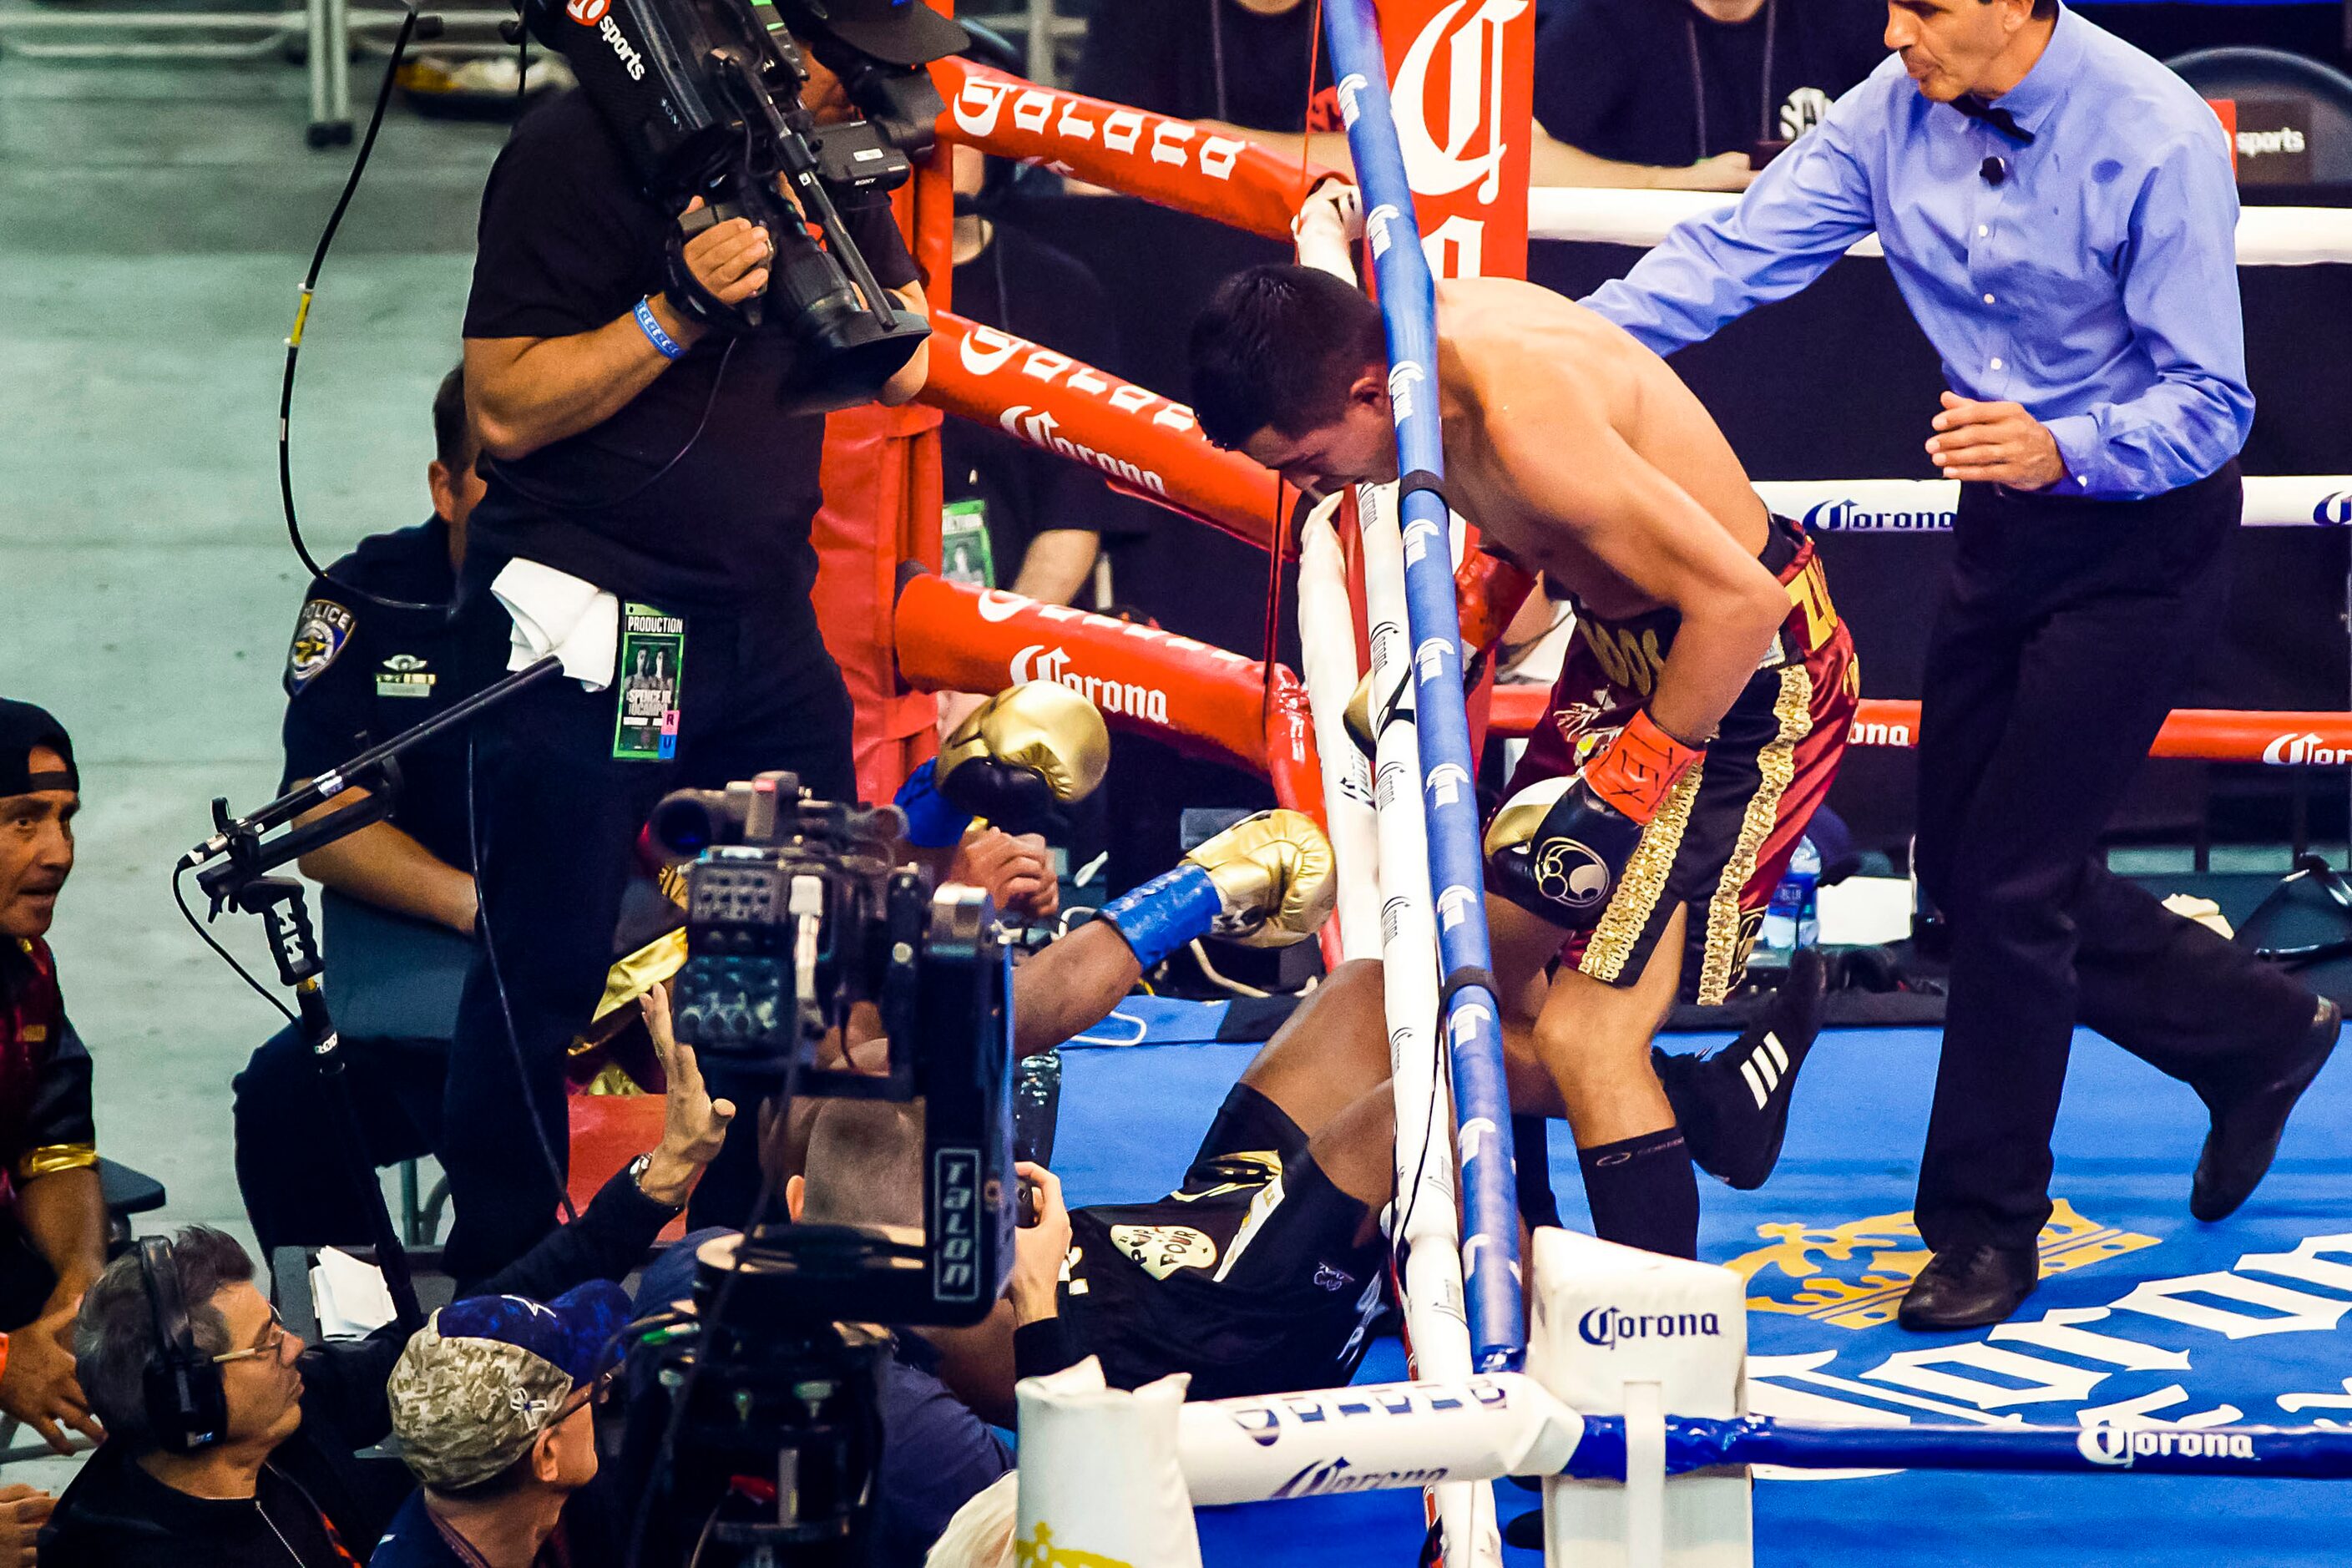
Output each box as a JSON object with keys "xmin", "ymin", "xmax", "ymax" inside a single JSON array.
[{"xmin": 1497, "ymin": 514, "xmax": 1859, "ymax": 1004}]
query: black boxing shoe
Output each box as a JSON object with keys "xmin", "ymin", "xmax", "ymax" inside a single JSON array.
[
  {"xmin": 1896, "ymin": 1242, "xmax": 2039, "ymax": 1331},
  {"xmin": 1653, "ymin": 947, "xmax": 1828, "ymax": 1191},
  {"xmin": 2191, "ymin": 995, "xmax": 2342, "ymax": 1223}
]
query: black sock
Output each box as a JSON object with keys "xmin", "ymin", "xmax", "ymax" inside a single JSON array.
[
  {"xmin": 1577, "ymin": 1127, "xmax": 1699, "ymax": 1258},
  {"xmin": 1513, "ymin": 1115, "xmax": 1561, "ymax": 1231}
]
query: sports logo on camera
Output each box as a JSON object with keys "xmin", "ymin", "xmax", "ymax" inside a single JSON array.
[{"xmin": 565, "ymin": 0, "xmax": 609, "ymax": 24}]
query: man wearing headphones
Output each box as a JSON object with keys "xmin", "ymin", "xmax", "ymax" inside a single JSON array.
[{"xmin": 37, "ymin": 990, "xmax": 736, "ymax": 1567}]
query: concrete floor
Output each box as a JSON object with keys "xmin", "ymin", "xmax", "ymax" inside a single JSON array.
[{"xmin": 2, "ymin": 42, "xmax": 505, "ymax": 1485}]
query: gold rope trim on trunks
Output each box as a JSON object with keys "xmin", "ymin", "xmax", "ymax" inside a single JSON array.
[
  {"xmin": 18, "ymin": 1144, "xmax": 98, "ymax": 1181},
  {"xmin": 1695, "ymin": 663, "xmax": 1817, "ymax": 1006},
  {"xmin": 1580, "ymin": 760, "xmax": 1708, "ymax": 984}
]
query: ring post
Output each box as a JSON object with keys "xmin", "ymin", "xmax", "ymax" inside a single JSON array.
[
  {"xmin": 1528, "ymin": 1229, "xmax": 1753, "ymax": 1567},
  {"xmin": 1323, "ymin": 0, "xmax": 1525, "ymax": 1374},
  {"xmin": 1016, "ymin": 1359, "xmax": 1203, "ymax": 1568}
]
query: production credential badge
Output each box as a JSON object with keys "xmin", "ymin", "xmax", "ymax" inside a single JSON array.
[{"xmin": 612, "ymin": 603, "xmax": 686, "ymax": 761}]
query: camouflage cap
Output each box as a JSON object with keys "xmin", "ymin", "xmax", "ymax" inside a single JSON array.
[{"xmin": 387, "ymin": 1281, "xmax": 631, "ymax": 1490}]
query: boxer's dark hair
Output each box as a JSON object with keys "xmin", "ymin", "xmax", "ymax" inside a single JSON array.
[
  {"xmin": 431, "ymin": 362, "xmax": 473, "ymax": 473},
  {"xmin": 1980, "ymin": 0, "xmax": 2056, "ymax": 16},
  {"xmin": 1191, "ymin": 265, "xmax": 1387, "ymax": 450}
]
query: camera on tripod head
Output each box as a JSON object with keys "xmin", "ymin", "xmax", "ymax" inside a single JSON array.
[
  {"xmin": 521, "ymin": 0, "xmax": 964, "ymax": 412},
  {"xmin": 618, "ymin": 770, "xmax": 1017, "ymax": 1565}
]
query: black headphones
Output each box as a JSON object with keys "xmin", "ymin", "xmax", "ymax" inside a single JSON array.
[{"xmin": 136, "ymin": 1237, "xmax": 227, "ymax": 1454}]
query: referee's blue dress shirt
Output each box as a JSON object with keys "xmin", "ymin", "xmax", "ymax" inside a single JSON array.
[{"xmin": 1582, "ymin": 6, "xmax": 2250, "ymax": 500}]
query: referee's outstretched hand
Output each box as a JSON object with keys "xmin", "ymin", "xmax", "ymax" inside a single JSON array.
[
  {"xmin": 679, "ymin": 195, "xmax": 772, "ymax": 310},
  {"xmin": 1927, "ymin": 391, "xmax": 2067, "ymax": 490}
]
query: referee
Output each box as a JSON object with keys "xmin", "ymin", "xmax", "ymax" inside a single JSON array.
[{"xmin": 1582, "ymin": 0, "xmax": 2336, "ymax": 1328}]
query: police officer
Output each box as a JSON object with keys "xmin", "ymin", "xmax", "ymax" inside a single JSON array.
[
  {"xmin": 447, "ymin": 0, "xmax": 968, "ymax": 1280},
  {"xmin": 232, "ymin": 365, "xmax": 483, "ymax": 1258},
  {"xmin": 1583, "ymin": 0, "xmax": 2336, "ymax": 1328}
]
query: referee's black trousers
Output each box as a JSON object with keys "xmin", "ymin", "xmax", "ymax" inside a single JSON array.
[
  {"xmin": 442, "ymin": 557, "xmax": 857, "ymax": 1283},
  {"xmin": 1911, "ymin": 463, "xmax": 2318, "ymax": 1257}
]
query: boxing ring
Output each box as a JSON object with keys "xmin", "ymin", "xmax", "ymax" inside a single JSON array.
[{"xmin": 844, "ymin": 6, "xmax": 2352, "ymax": 1564}]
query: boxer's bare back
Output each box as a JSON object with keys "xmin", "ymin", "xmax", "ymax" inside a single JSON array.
[{"xmin": 1243, "ymin": 275, "xmax": 1787, "ymax": 746}]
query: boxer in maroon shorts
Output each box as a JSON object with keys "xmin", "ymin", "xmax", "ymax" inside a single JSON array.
[{"xmin": 1191, "ymin": 263, "xmax": 1860, "ymax": 1259}]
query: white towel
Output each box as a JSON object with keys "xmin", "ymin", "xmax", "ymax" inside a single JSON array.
[{"xmin": 492, "ymin": 558, "xmax": 620, "ymax": 692}]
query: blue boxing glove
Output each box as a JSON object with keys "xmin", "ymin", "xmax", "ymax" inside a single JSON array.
[{"xmin": 893, "ymin": 757, "xmax": 973, "ymax": 849}]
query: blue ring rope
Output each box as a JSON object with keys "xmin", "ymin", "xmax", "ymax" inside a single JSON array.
[
  {"xmin": 1320, "ymin": 0, "xmax": 1525, "ymax": 1372},
  {"xmin": 1565, "ymin": 1414, "xmax": 2352, "ymax": 1481}
]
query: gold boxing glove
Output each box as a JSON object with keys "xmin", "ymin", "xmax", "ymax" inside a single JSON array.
[
  {"xmin": 935, "ymin": 682, "xmax": 1112, "ymax": 835},
  {"xmin": 1184, "ymin": 808, "xmax": 1338, "ymax": 948},
  {"xmin": 1341, "ymin": 670, "xmax": 1414, "ymax": 760}
]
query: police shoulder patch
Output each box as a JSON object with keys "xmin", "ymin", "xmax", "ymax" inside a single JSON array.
[{"xmin": 287, "ymin": 599, "xmax": 357, "ymax": 690}]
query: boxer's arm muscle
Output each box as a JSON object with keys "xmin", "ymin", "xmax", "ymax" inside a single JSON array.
[
  {"xmin": 1487, "ymin": 387, "xmax": 1786, "ymax": 745},
  {"xmin": 1011, "ymin": 922, "xmax": 1143, "ymax": 1057}
]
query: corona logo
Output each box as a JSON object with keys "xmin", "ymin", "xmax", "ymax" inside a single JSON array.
[
  {"xmin": 1849, "ymin": 717, "xmax": 1914, "ymax": 748},
  {"xmin": 1425, "ymin": 761, "xmax": 1471, "ymax": 806},
  {"xmin": 2263, "ymin": 731, "xmax": 2352, "ymax": 766},
  {"xmin": 2313, "ymin": 493, "xmax": 2352, "ymax": 527},
  {"xmin": 1576, "ymin": 1306, "xmax": 1723, "ymax": 1348},
  {"xmin": 999, "ymin": 406, "xmax": 1170, "ymax": 497},
  {"xmin": 2076, "ymin": 1424, "xmax": 2257, "ymax": 1469},
  {"xmin": 1802, "ymin": 498, "xmax": 1955, "ymax": 533},
  {"xmin": 1401, "ymin": 515, "xmax": 1444, "ymax": 564},
  {"xmin": 1387, "ymin": 359, "xmax": 1427, "ymax": 422},
  {"xmin": 1393, "ymin": 0, "xmax": 1529, "ymax": 202},
  {"xmin": 1008, "ymin": 645, "xmax": 1171, "ymax": 726}
]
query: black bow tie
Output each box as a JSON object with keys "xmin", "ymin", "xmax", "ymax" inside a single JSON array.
[{"xmin": 1953, "ymin": 94, "xmax": 2035, "ymax": 145}]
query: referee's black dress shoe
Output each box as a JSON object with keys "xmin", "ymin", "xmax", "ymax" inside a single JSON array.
[
  {"xmin": 2191, "ymin": 996, "xmax": 2342, "ymax": 1222},
  {"xmin": 1896, "ymin": 1242, "xmax": 2038, "ymax": 1331}
]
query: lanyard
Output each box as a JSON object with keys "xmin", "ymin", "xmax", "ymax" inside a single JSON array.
[{"xmin": 1686, "ymin": 0, "xmax": 1781, "ymax": 161}]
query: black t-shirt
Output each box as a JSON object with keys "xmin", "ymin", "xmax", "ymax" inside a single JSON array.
[
  {"xmin": 939, "ymin": 222, "xmax": 1154, "ymax": 590},
  {"xmin": 280, "ymin": 517, "xmax": 476, "ymax": 872},
  {"xmin": 1533, "ymin": 0, "xmax": 1887, "ymax": 168},
  {"xmin": 1072, "ymin": 0, "xmax": 1333, "ymax": 133},
  {"xmin": 463, "ymin": 90, "xmax": 923, "ymax": 612}
]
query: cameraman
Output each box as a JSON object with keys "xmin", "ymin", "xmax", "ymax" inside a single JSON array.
[{"xmin": 447, "ymin": 0, "xmax": 969, "ymax": 1282}]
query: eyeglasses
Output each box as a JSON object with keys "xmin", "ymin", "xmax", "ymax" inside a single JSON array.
[
  {"xmin": 552, "ymin": 1363, "xmax": 622, "ymax": 1423},
  {"xmin": 211, "ymin": 1307, "xmax": 294, "ymax": 1368}
]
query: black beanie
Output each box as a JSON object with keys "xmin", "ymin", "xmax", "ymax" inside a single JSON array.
[{"xmin": 0, "ymin": 700, "xmax": 77, "ymax": 798}]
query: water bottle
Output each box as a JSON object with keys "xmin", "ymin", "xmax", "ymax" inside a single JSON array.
[
  {"xmin": 1761, "ymin": 837, "xmax": 1822, "ymax": 955},
  {"xmin": 1791, "ymin": 836, "xmax": 1822, "ymax": 950}
]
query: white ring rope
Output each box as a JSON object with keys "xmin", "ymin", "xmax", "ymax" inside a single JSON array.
[
  {"xmin": 1756, "ymin": 474, "xmax": 2352, "ymax": 531},
  {"xmin": 1528, "ymin": 187, "xmax": 2352, "ymax": 266}
]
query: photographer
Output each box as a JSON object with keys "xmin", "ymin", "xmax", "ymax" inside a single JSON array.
[
  {"xmin": 445, "ymin": 0, "xmax": 970, "ymax": 1282},
  {"xmin": 37, "ymin": 992, "xmax": 733, "ymax": 1568}
]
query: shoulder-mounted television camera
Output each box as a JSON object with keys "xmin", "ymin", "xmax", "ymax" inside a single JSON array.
[
  {"xmin": 645, "ymin": 770, "xmax": 1015, "ymax": 1328},
  {"xmin": 521, "ymin": 0, "xmax": 966, "ymax": 412}
]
